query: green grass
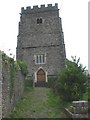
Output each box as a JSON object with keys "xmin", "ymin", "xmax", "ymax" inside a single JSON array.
[
  {"xmin": 47, "ymin": 89, "xmax": 67, "ymax": 118},
  {"xmin": 9, "ymin": 87, "xmax": 67, "ymax": 118},
  {"xmin": 9, "ymin": 88, "xmax": 33, "ymax": 118}
]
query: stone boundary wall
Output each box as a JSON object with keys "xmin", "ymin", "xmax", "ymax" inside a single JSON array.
[
  {"xmin": 88, "ymin": 75, "xmax": 90, "ymax": 86},
  {"xmin": 1, "ymin": 57, "xmax": 24, "ymax": 118},
  {"xmin": 0, "ymin": 51, "xmax": 2, "ymax": 119},
  {"xmin": 72, "ymin": 101, "xmax": 88, "ymax": 118},
  {"xmin": 64, "ymin": 101, "xmax": 88, "ymax": 118}
]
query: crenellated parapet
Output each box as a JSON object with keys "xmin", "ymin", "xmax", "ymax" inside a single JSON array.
[{"xmin": 21, "ymin": 3, "xmax": 58, "ymax": 14}]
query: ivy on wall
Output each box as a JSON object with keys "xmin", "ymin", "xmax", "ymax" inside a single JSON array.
[
  {"xmin": 2, "ymin": 53, "xmax": 17, "ymax": 99},
  {"xmin": 9, "ymin": 58, "xmax": 16, "ymax": 99},
  {"xmin": 2, "ymin": 52, "xmax": 28, "ymax": 100}
]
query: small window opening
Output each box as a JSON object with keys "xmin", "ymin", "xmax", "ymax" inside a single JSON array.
[
  {"xmin": 37, "ymin": 18, "xmax": 42, "ymax": 24},
  {"xmin": 37, "ymin": 19, "xmax": 40, "ymax": 24},
  {"xmin": 34, "ymin": 54, "xmax": 46, "ymax": 64},
  {"xmin": 40, "ymin": 18, "xmax": 42, "ymax": 23}
]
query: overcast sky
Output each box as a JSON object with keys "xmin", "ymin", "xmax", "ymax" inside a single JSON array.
[{"xmin": 0, "ymin": 0, "xmax": 88, "ymax": 70}]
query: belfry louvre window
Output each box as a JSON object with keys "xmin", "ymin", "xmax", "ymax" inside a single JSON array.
[
  {"xmin": 35, "ymin": 54, "xmax": 46, "ymax": 64},
  {"xmin": 40, "ymin": 18, "xmax": 42, "ymax": 23},
  {"xmin": 37, "ymin": 18, "xmax": 40, "ymax": 24},
  {"xmin": 37, "ymin": 18, "xmax": 42, "ymax": 24}
]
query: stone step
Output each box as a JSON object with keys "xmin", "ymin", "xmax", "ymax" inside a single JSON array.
[{"xmin": 35, "ymin": 81, "xmax": 47, "ymax": 87}]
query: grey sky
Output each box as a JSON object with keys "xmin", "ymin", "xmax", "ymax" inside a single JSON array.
[{"xmin": 0, "ymin": 0, "xmax": 88, "ymax": 70}]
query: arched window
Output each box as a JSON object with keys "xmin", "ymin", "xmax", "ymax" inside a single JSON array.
[
  {"xmin": 37, "ymin": 18, "xmax": 42, "ymax": 24},
  {"xmin": 40, "ymin": 18, "xmax": 42, "ymax": 23},
  {"xmin": 37, "ymin": 18, "xmax": 40, "ymax": 24}
]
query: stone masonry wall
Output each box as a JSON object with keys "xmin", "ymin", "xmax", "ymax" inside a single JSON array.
[
  {"xmin": 72, "ymin": 101, "xmax": 88, "ymax": 118},
  {"xmin": 0, "ymin": 51, "xmax": 2, "ymax": 119},
  {"xmin": 17, "ymin": 3, "xmax": 66, "ymax": 81},
  {"xmin": 2, "ymin": 58, "xmax": 24, "ymax": 118}
]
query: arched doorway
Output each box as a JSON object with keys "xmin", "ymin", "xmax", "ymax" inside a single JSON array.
[
  {"xmin": 35, "ymin": 68, "xmax": 47, "ymax": 87},
  {"xmin": 37, "ymin": 69, "xmax": 46, "ymax": 82}
]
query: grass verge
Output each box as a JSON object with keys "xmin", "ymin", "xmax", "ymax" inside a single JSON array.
[
  {"xmin": 47, "ymin": 89, "xmax": 67, "ymax": 118},
  {"xmin": 9, "ymin": 87, "xmax": 33, "ymax": 118}
]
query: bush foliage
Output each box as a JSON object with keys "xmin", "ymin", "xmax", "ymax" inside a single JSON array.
[
  {"xmin": 56, "ymin": 56, "xmax": 87, "ymax": 101},
  {"xmin": 17, "ymin": 60, "xmax": 28, "ymax": 77}
]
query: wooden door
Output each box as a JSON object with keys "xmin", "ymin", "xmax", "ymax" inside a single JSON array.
[{"xmin": 37, "ymin": 69, "xmax": 46, "ymax": 81}]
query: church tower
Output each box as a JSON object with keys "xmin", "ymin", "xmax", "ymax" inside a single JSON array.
[{"xmin": 16, "ymin": 3, "xmax": 66, "ymax": 85}]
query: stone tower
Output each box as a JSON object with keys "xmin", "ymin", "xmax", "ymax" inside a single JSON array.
[{"xmin": 16, "ymin": 3, "xmax": 66, "ymax": 85}]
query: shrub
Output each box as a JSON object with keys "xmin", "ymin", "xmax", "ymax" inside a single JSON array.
[
  {"xmin": 17, "ymin": 60, "xmax": 28, "ymax": 77},
  {"xmin": 56, "ymin": 56, "xmax": 87, "ymax": 101},
  {"xmin": 47, "ymin": 76, "xmax": 58, "ymax": 94},
  {"xmin": 47, "ymin": 76, "xmax": 54, "ymax": 88}
]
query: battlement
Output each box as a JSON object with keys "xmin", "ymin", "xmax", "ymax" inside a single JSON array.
[{"xmin": 21, "ymin": 3, "xmax": 58, "ymax": 14}]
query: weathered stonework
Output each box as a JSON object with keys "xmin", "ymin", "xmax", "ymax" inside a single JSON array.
[
  {"xmin": 0, "ymin": 51, "xmax": 2, "ymax": 119},
  {"xmin": 72, "ymin": 101, "xmax": 88, "ymax": 118},
  {"xmin": 16, "ymin": 3, "xmax": 66, "ymax": 83},
  {"xmin": 64, "ymin": 101, "xmax": 88, "ymax": 118},
  {"xmin": 1, "ymin": 56, "xmax": 24, "ymax": 118}
]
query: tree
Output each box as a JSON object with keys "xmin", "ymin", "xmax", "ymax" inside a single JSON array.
[{"xmin": 56, "ymin": 56, "xmax": 87, "ymax": 101}]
